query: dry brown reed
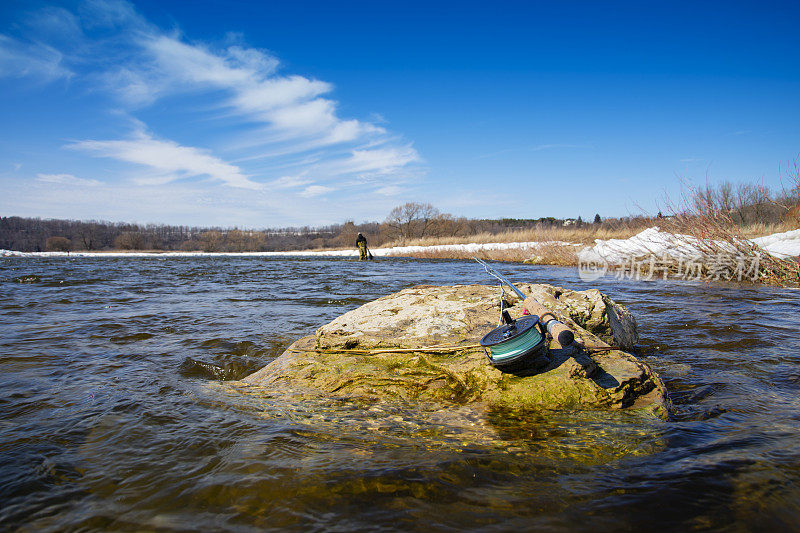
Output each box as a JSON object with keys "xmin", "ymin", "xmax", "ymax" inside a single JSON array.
[
  {"xmin": 525, "ymin": 242, "xmax": 580, "ymax": 266},
  {"xmin": 661, "ymin": 182, "xmax": 800, "ymax": 286},
  {"xmin": 384, "ymin": 242, "xmax": 580, "ymax": 265}
]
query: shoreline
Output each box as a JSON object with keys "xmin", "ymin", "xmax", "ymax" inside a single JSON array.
[
  {"xmin": 3, "ymin": 227, "xmax": 799, "ymax": 268},
  {"xmin": 0, "ymin": 240, "xmax": 573, "ymax": 259},
  {"xmin": 3, "ymin": 227, "xmax": 798, "ymax": 260},
  {"xmin": 6, "ymin": 227, "xmax": 798, "ymax": 286}
]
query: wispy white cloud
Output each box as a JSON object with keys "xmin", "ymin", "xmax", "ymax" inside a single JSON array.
[
  {"xmin": 269, "ymin": 175, "xmax": 314, "ymax": 189},
  {"xmin": 0, "ymin": 34, "xmax": 73, "ymax": 81},
  {"xmin": 375, "ymin": 185, "xmax": 404, "ymax": 196},
  {"xmin": 78, "ymin": 0, "xmax": 146, "ymax": 30},
  {"xmin": 326, "ymin": 145, "xmax": 421, "ymax": 177},
  {"xmin": 109, "ymin": 31, "xmax": 385, "ymax": 150},
  {"xmin": 232, "ymin": 76, "xmax": 330, "ymax": 115},
  {"xmin": 69, "ymin": 131, "xmax": 260, "ymax": 189},
  {"xmin": 2, "ymin": 176, "xmax": 284, "ymax": 227},
  {"xmin": 93, "ymin": 9, "xmax": 416, "ymax": 181},
  {"xmin": 475, "ymin": 143, "xmax": 590, "ymax": 160},
  {"xmin": 36, "ymin": 173, "xmax": 101, "ymax": 186},
  {"xmin": 369, "ymin": 112, "xmax": 388, "ymax": 124},
  {"xmin": 1, "ymin": 0, "xmax": 423, "ymax": 224},
  {"xmin": 92, "ymin": 3, "xmax": 419, "ymax": 190},
  {"xmin": 300, "ymin": 185, "xmax": 334, "ymax": 197},
  {"xmin": 143, "ymin": 35, "xmax": 272, "ymax": 89},
  {"xmin": 531, "ymin": 143, "xmax": 585, "ymax": 151},
  {"xmin": 22, "ymin": 7, "xmax": 84, "ymax": 45}
]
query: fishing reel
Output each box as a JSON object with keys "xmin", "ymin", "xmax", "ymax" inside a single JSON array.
[{"xmin": 480, "ymin": 310, "xmax": 548, "ymax": 372}]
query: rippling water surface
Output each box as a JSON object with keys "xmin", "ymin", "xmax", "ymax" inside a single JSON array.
[{"xmin": 2, "ymin": 256, "xmax": 799, "ymax": 531}]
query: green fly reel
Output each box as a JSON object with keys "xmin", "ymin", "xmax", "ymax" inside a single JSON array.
[{"xmin": 480, "ymin": 311, "xmax": 548, "ymax": 372}]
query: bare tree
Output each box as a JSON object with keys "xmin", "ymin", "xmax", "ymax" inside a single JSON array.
[
  {"xmin": 45, "ymin": 236, "xmax": 71, "ymax": 252},
  {"xmin": 717, "ymin": 181, "xmax": 735, "ymax": 214},
  {"xmin": 78, "ymin": 222, "xmax": 99, "ymax": 250},
  {"xmin": 383, "ymin": 202, "xmax": 441, "ymax": 240},
  {"xmin": 114, "ymin": 232, "xmax": 145, "ymax": 250},
  {"xmin": 199, "ymin": 231, "xmax": 223, "ymax": 252},
  {"xmin": 775, "ymin": 156, "xmax": 800, "ymax": 226},
  {"xmin": 428, "ymin": 213, "xmax": 468, "ymax": 237},
  {"xmin": 337, "ymin": 221, "xmax": 359, "ymax": 248}
]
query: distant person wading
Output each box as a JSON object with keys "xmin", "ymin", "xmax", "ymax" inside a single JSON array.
[{"xmin": 356, "ymin": 233, "xmax": 373, "ymax": 261}]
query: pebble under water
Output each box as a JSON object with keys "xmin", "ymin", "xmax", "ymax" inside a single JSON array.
[{"xmin": 1, "ymin": 256, "xmax": 800, "ymax": 531}]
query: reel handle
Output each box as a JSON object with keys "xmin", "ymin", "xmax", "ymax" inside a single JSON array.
[{"xmin": 523, "ymin": 297, "xmax": 575, "ymax": 347}]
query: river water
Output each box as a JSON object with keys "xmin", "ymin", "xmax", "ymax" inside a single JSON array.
[{"xmin": 1, "ymin": 256, "xmax": 799, "ymax": 531}]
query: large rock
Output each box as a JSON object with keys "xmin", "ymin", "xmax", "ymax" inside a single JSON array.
[{"xmin": 242, "ymin": 284, "xmax": 668, "ymax": 418}]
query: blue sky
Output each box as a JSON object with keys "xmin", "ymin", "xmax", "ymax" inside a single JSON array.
[{"xmin": 1, "ymin": 0, "xmax": 798, "ymax": 228}]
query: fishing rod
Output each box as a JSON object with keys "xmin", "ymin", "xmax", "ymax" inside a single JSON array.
[{"xmin": 474, "ymin": 258, "xmax": 575, "ymax": 347}]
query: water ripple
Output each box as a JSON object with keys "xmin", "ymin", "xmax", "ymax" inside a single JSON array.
[{"xmin": 1, "ymin": 257, "xmax": 799, "ymax": 530}]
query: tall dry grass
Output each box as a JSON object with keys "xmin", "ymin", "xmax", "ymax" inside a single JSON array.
[
  {"xmin": 735, "ymin": 222, "xmax": 796, "ymax": 238},
  {"xmin": 379, "ymin": 223, "xmax": 646, "ymax": 249}
]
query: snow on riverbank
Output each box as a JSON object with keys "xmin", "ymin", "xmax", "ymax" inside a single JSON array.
[
  {"xmin": 0, "ymin": 240, "xmax": 575, "ymax": 259},
  {"xmin": 751, "ymin": 229, "xmax": 800, "ymax": 258},
  {"xmin": 579, "ymin": 227, "xmax": 800, "ymax": 264},
  {"xmin": 0, "ymin": 249, "xmax": 358, "ymax": 258},
  {"xmin": 3, "ymin": 228, "xmax": 798, "ymax": 261}
]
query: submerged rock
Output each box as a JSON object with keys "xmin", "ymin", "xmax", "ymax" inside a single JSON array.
[
  {"xmin": 243, "ymin": 284, "xmax": 669, "ymax": 418},
  {"xmin": 13, "ymin": 274, "xmax": 41, "ymax": 283}
]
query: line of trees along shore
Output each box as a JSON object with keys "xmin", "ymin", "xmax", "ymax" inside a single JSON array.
[
  {"xmin": 3, "ymin": 177, "xmax": 798, "ymax": 253},
  {"xmin": 1, "ymin": 208, "xmax": 604, "ymax": 253}
]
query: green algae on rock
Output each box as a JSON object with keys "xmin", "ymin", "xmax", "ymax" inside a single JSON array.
[{"xmin": 242, "ymin": 284, "xmax": 669, "ymax": 418}]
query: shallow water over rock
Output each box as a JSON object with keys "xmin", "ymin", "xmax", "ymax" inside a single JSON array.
[{"xmin": 1, "ymin": 256, "xmax": 799, "ymax": 530}]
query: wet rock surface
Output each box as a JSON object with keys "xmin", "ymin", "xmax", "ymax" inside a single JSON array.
[{"xmin": 243, "ymin": 284, "xmax": 668, "ymax": 418}]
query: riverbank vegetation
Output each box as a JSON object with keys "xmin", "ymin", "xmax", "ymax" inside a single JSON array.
[
  {"xmin": 0, "ymin": 211, "xmax": 643, "ymax": 253},
  {"xmin": 3, "ymin": 166, "xmax": 798, "ymax": 285},
  {"xmin": 383, "ymin": 166, "xmax": 800, "ymax": 287},
  {"xmin": 655, "ymin": 165, "xmax": 800, "ymax": 286}
]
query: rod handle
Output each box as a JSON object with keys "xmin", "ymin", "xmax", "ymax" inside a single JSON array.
[{"xmin": 523, "ymin": 297, "xmax": 575, "ymax": 346}]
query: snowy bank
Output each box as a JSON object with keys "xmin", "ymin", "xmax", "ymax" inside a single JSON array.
[
  {"xmin": 574, "ymin": 227, "xmax": 800, "ymax": 284},
  {"xmin": 0, "ymin": 249, "xmax": 358, "ymax": 258},
  {"xmin": 3, "ymin": 228, "xmax": 797, "ymax": 264},
  {"xmin": 579, "ymin": 227, "xmax": 800, "ymax": 265},
  {"xmin": 751, "ymin": 230, "xmax": 800, "ymax": 259},
  {"xmin": 0, "ymin": 240, "xmax": 577, "ymax": 259}
]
